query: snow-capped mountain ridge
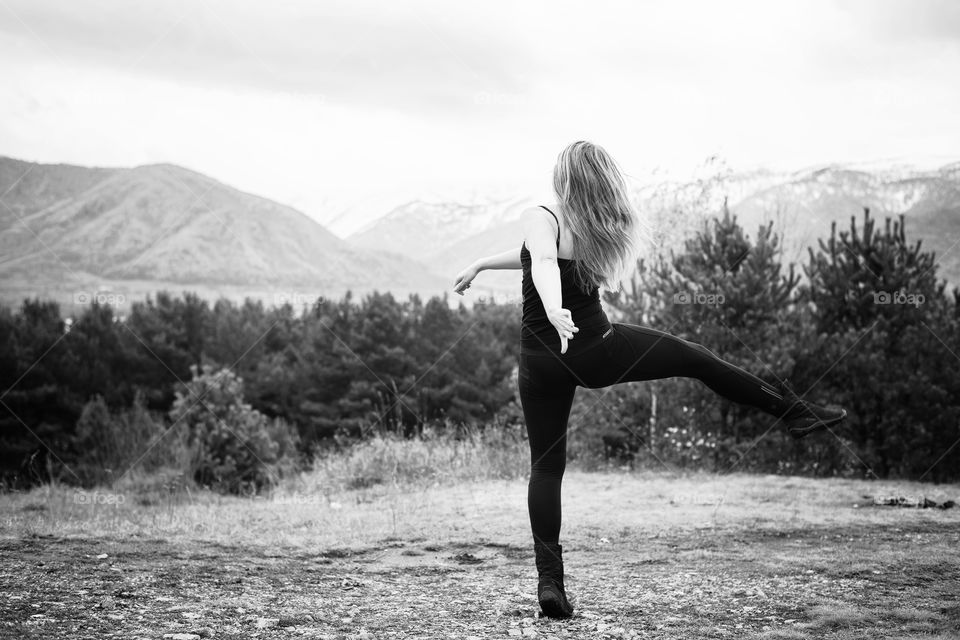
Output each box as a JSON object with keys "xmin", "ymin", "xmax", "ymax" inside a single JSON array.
[{"xmin": 349, "ymin": 160, "xmax": 960, "ymax": 292}]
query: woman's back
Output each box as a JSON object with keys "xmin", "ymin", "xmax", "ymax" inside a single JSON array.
[{"xmin": 519, "ymin": 205, "xmax": 611, "ymax": 356}]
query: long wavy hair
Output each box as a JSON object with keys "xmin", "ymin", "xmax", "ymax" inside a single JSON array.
[{"xmin": 553, "ymin": 140, "xmax": 641, "ymax": 294}]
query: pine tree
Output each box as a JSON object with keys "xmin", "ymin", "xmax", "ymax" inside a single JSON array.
[
  {"xmin": 611, "ymin": 202, "xmax": 803, "ymax": 470},
  {"xmin": 802, "ymin": 208, "xmax": 960, "ymax": 479}
]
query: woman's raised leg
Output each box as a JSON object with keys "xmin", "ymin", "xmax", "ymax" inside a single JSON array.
[
  {"xmin": 573, "ymin": 323, "xmax": 785, "ymax": 414},
  {"xmin": 570, "ymin": 323, "xmax": 845, "ymax": 436}
]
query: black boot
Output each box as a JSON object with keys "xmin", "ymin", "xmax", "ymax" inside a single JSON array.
[
  {"xmin": 534, "ymin": 541, "xmax": 573, "ymax": 619},
  {"xmin": 772, "ymin": 379, "xmax": 847, "ymax": 439}
]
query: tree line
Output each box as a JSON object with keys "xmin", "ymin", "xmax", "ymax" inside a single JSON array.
[{"xmin": 1, "ymin": 207, "xmax": 957, "ymax": 490}]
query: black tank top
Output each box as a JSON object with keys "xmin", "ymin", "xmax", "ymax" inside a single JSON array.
[{"xmin": 520, "ymin": 205, "xmax": 612, "ymax": 356}]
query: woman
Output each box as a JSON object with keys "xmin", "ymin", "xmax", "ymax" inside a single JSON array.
[{"xmin": 452, "ymin": 140, "xmax": 847, "ymax": 619}]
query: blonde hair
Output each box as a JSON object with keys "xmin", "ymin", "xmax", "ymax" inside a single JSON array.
[{"xmin": 553, "ymin": 140, "xmax": 641, "ymax": 294}]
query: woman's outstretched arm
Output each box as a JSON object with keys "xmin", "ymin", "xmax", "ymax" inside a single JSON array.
[
  {"xmin": 477, "ymin": 247, "xmax": 523, "ymax": 271},
  {"xmin": 523, "ymin": 207, "xmax": 578, "ymax": 352},
  {"xmin": 453, "ymin": 247, "xmax": 522, "ymax": 295}
]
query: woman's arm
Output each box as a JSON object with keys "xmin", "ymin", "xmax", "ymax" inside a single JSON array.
[
  {"xmin": 453, "ymin": 247, "xmax": 522, "ymax": 295},
  {"xmin": 476, "ymin": 246, "xmax": 523, "ymax": 271},
  {"xmin": 522, "ymin": 207, "xmax": 578, "ymax": 352}
]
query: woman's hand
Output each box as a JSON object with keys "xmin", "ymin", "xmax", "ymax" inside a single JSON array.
[
  {"xmin": 545, "ymin": 306, "xmax": 578, "ymax": 354},
  {"xmin": 453, "ymin": 262, "xmax": 480, "ymax": 295}
]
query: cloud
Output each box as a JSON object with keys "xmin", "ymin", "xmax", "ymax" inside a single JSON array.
[
  {"xmin": 843, "ymin": 0, "xmax": 960, "ymax": 44},
  {"xmin": 0, "ymin": 0, "xmax": 535, "ymax": 115},
  {"xmin": 2, "ymin": 0, "xmax": 959, "ymax": 219}
]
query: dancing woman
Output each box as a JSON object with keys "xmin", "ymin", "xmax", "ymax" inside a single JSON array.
[{"xmin": 452, "ymin": 140, "xmax": 847, "ymax": 619}]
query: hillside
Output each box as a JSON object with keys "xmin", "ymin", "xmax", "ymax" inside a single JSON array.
[{"xmin": 0, "ymin": 157, "xmax": 449, "ymax": 314}]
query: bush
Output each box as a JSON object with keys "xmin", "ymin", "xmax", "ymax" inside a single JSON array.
[
  {"xmin": 168, "ymin": 364, "xmax": 301, "ymax": 494},
  {"xmin": 72, "ymin": 390, "xmax": 186, "ymax": 487}
]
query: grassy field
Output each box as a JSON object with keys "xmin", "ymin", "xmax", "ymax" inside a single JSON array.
[{"xmin": 1, "ymin": 469, "xmax": 959, "ymax": 639}]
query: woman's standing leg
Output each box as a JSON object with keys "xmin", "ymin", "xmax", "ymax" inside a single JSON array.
[
  {"xmin": 517, "ymin": 351, "xmax": 577, "ymax": 617},
  {"xmin": 518, "ymin": 353, "xmax": 577, "ymax": 544}
]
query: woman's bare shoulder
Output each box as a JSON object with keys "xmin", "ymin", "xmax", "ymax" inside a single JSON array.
[{"xmin": 521, "ymin": 204, "xmax": 563, "ymax": 224}]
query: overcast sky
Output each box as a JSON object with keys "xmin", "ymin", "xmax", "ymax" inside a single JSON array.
[{"xmin": 3, "ymin": 0, "xmax": 959, "ymax": 233}]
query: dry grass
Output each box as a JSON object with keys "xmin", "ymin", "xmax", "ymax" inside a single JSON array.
[
  {"xmin": 1, "ymin": 455, "xmax": 959, "ymax": 638},
  {"xmin": 307, "ymin": 425, "xmax": 531, "ymax": 491},
  {"xmin": 8, "ymin": 468, "xmax": 958, "ymax": 549}
]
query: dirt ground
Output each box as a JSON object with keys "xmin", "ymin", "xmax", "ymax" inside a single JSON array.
[{"xmin": 1, "ymin": 472, "xmax": 959, "ymax": 639}]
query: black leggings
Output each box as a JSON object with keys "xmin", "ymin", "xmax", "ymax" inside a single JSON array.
[{"xmin": 517, "ymin": 322, "xmax": 786, "ymax": 545}]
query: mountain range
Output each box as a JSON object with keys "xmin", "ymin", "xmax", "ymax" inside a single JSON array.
[
  {"xmin": 730, "ymin": 164, "xmax": 960, "ymax": 281},
  {"xmin": 351, "ymin": 162, "xmax": 960, "ymax": 295},
  {"xmin": 1, "ymin": 155, "xmax": 957, "ymax": 317}
]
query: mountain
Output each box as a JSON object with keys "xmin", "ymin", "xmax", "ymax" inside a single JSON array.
[
  {"xmin": 729, "ymin": 164, "xmax": 960, "ymax": 281},
  {"xmin": 346, "ymin": 163, "xmax": 960, "ymax": 291},
  {"xmin": 348, "ymin": 196, "xmax": 534, "ymax": 255},
  {"xmin": 0, "ymin": 156, "xmax": 449, "ymax": 314},
  {"xmin": 347, "ymin": 196, "xmax": 535, "ymax": 298}
]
